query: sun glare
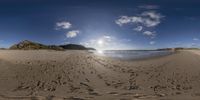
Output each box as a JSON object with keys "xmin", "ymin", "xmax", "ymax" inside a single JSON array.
[
  {"xmin": 98, "ymin": 39, "xmax": 104, "ymax": 45},
  {"xmin": 97, "ymin": 50, "xmax": 103, "ymax": 54}
]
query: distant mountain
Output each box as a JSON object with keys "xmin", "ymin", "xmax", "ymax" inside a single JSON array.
[
  {"xmin": 157, "ymin": 47, "xmax": 199, "ymax": 51},
  {"xmin": 48, "ymin": 45, "xmax": 64, "ymax": 50},
  {"xmin": 87, "ymin": 47, "xmax": 96, "ymax": 50},
  {"xmin": 59, "ymin": 44, "xmax": 93, "ymax": 50},
  {"xmin": 9, "ymin": 40, "xmax": 95, "ymax": 50},
  {"xmin": 0, "ymin": 48, "xmax": 7, "ymax": 50},
  {"xmin": 157, "ymin": 48, "xmax": 173, "ymax": 51}
]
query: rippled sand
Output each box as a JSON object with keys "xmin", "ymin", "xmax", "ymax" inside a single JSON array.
[{"xmin": 0, "ymin": 50, "xmax": 200, "ymax": 100}]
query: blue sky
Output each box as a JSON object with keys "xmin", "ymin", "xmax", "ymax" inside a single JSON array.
[{"xmin": 0, "ymin": 0, "xmax": 200, "ymax": 50}]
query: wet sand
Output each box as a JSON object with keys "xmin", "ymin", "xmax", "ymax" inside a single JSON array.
[{"xmin": 0, "ymin": 50, "xmax": 200, "ymax": 100}]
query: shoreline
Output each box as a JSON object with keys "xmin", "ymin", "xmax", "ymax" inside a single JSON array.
[{"xmin": 93, "ymin": 50, "xmax": 176, "ymax": 62}]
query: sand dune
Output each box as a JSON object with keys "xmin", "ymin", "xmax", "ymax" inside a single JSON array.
[{"xmin": 0, "ymin": 50, "xmax": 200, "ymax": 100}]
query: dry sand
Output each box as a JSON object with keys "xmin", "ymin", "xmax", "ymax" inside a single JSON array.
[{"xmin": 0, "ymin": 50, "xmax": 200, "ymax": 100}]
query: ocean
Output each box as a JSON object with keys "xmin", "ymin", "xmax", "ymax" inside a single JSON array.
[{"xmin": 93, "ymin": 50, "xmax": 173, "ymax": 60}]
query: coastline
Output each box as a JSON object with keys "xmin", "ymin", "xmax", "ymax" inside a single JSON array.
[{"xmin": 92, "ymin": 50, "xmax": 174, "ymax": 61}]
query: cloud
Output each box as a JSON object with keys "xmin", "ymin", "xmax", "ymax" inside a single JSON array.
[
  {"xmin": 138, "ymin": 5, "xmax": 160, "ymax": 9},
  {"xmin": 56, "ymin": 21, "xmax": 72, "ymax": 30},
  {"xmin": 115, "ymin": 11, "xmax": 164, "ymax": 28},
  {"xmin": 66, "ymin": 30, "xmax": 80, "ymax": 38},
  {"xmin": 150, "ymin": 41, "xmax": 156, "ymax": 45},
  {"xmin": 142, "ymin": 11, "xmax": 162, "ymax": 19},
  {"xmin": 115, "ymin": 11, "xmax": 164, "ymax": 39},
  {"xmin": 133, "ymin": 26, "xmax": 143, "ymax": 31},
  {"xmin": 115, "ymin": 16, "xmax": 143, "ymax": 26},
  {"xmin": 193, "ymin": 38, "xmax": 199, "ymax": 41},
  {"xmin": 143, "ymin": 31, "xmax": 156, "ymax": 38},
  {"xmin": 115, "ymin": 16, "xmax": 133, "ymax": 26},
  {"xmin": 103, "ymin": 35, "xmax": 111, "ymax": 39},
  {"xmin": 141, "ymin": 11, "xmax": 164, "ymax": 27},
  {"xmin": 55, "ymin": 21, "xmax": 81, "ymax": 38}
]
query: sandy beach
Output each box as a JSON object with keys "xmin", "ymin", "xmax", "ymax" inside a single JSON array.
[{"xmin": 0, "ymin": 50, "xmax": 200, "ymax": 100}]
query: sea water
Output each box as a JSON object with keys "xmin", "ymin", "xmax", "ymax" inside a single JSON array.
[{"xmin": 93, "ymin": 50, "xmax": 173, "ymax": 60}]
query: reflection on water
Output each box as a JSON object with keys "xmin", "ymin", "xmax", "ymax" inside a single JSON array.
[
  {"xmin": 97, "ymin": 50, "xmax": 103, "ymax": 54},
  {"xmin": 93, "ymin": 50, "xmax": 173, "ymax": 60}
]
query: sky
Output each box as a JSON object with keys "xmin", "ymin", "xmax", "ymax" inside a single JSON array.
[{"xmin": 0, "ymin": 0, "xmax": 200, "ymax": 50}]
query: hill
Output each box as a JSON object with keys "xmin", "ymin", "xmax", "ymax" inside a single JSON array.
[
  {"xmin": 60, "ymin": 44, "xmax": 89, "ymax": 50},
  {"xmin": 9, "ymin": 40, "xmax": 95, "ymax": 50},
  {"xmin": 10, "ymin": 40, "xmax": 50, "ymax": 50}
]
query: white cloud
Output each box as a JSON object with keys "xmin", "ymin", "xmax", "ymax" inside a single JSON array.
[
  {"xmin": 142, "ymin": 11, "xmax": 162, "ymax": 19},
  {"xmin": 141, "ymin": 11, "xmax": 163, "ymax": 27},
  {"xmin": 66, "ymin": 30, "xmax": 80, "ymax": 38},
  {"xmin": 131, "ymin": 16, "xmax": 143, "ymax": 23},
  {"xmin": 115, "ymin": 16, "xmax": 133, "ymax": 26},
  {"xmin": 193, "ymin": 38, "xmax": 199, "ymax": 41},
  {"xmin": 103, "ymin": 35, "xmax": 111, "ymax": 39},
  {"xmin": 115, "ymin": 11, "xmax": 164, "ymax": 28},
  {"xmin": 143, "ymin": 18, "xmax": 160, "ymax": 27},
  {"xmin": 143, "ymin": 31, "xmax": 156, "ymax": 37},
  {"xmin": 133, "ymin": 26, "xmax": 143, "ymax": 31},
  {"xmin": 150, "ymin": 41, "xmax": 156, "ymax": 45},
  {"xmin": 138, "ymin": 5, "xmax": 160, "ymax": 9},
  {"xmin": 115, "ymin": 16, "xmax": 143, "ymax": 26},
  {"xmin": 56, "ymin": 21, "xmax": 72, "ymax": 30},
  {"xmin": 103, "ymin": 35, "xmax": 113, "ymax": 42}
]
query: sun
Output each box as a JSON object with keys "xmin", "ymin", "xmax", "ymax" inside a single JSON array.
[{"xmin": 98, "ymin": 39, "xmax": 104, "ymax": 45}]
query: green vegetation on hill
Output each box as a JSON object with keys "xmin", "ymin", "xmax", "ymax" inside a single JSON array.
[{"xmin": 9, "ymin": 40, "xmax": 95, "ymax": 50}]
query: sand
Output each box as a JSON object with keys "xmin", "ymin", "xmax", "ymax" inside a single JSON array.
[{"xmin": 0, "ymin": 50, "xmax": 200, "ymax": 100}]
